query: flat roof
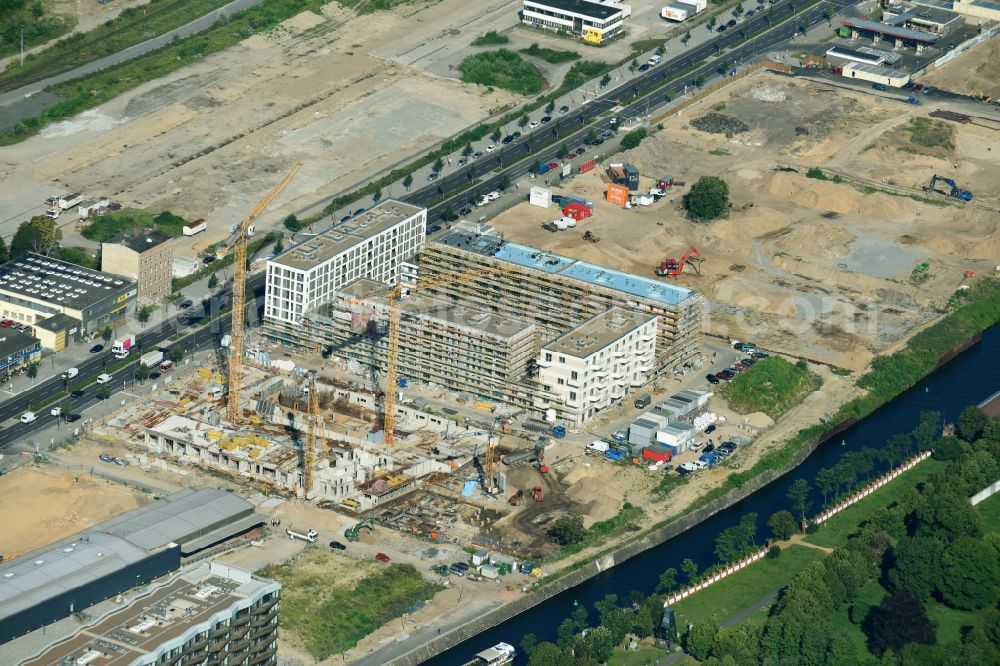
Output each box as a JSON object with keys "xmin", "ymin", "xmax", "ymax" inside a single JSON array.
[
  {"xmin": 34, "ymin": 312, "xmax": 80, "ymax": 333},
  {"xmin": 342, "ymin": 279, "xmax": 535, "ymax": 341},
  {"xmin": 17, "ymin": 562, "xmax": 278, "ymax": 666},
  {"xmin": 436, "ymin": 232, "xmax": 696, "ymax": 307},
  {"xmin": 0, "ymin": 489, "xmax": 257, "ymax": 625},
  {"xmin": 841, "ymin": 17, "xmax": 938, "ymax": 42},
  {"xmin": 0, "ymin": 328, "xmax": 39, "ymax": 355},
  {"xmin": 843, "ymin": 61, "xmax": 911, "ymax": 79},
  {"xmin": 524, "ymin": 0, "xmax": 624, "ymax": 20},
  {"xmin": 886, "ymin": 5, "xmax": 961, "ymax": 25},
  {"xmin": 104, "ymin": 228, "xmax": 172, "ymax": 253},
  {"xmin": 826, "ymin": 45, "xmax": 885, "ymax": 63},
  {"xmin": 544, "ymin": 307, "xmax": 655, "ymax": 358},
  {"xmin": 0, "ymin": 253, "xmax": 135, "ymax": 311},
  {"xmin": 271, "ymin": 200, "xmax": 424, "ymax": 271}
]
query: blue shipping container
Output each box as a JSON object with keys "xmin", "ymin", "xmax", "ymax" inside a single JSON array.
[
  {"xmin": 605, "ymin": 449, "xmax": 625, "ymax": 461},
  {"xmin": 551, "ymin": 425, "xmax": 567, "ymax": 438}
]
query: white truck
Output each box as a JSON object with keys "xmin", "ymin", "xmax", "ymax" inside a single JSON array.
[
  {"xmin": 97, "ymin": 373, "xmax": 113, "ymax": 384},
  {"xmin": 57, "ymin": 193, "xmax": 83, "ymax": 210},
  {"xmin": 183, "ymin": 218, "xmax": 207, "ymax": 236},
  {"xmin": 62, "ymin": 367, "xmax": 79, "ymax": 380},
  {"xmin": 140, "ymin": 350, "xmax": 164, "ymax": 368},
  {"xmin": 286, "ymin": 527, "xmax": 318, "ymax": 543},
  {"xmin": 20, "ymin": 412, "xmax": 36, "ymax": 423}
]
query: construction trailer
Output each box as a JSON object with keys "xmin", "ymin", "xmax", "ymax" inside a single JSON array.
[
  {"xmin": 661, "ymin": 0, "xmax": 706, "ymax": 22},
  {"xmin": 607, "ymin": 163, "xmax": 640, "ymax": 190},
  {"xmin": 529, "ymin": 186, "xmax": 553, "ymax": 208},
  {"xmin": 607, "ymin": 183, "xmax": 630, "ymax": 205},
  {"xmin": 838, "ymin": 62, "xmax": 910, "ymax": 88}
]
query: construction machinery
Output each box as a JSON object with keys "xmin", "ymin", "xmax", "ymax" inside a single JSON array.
[
  {"xmin": 530, "ymin": 486, "xmax": 544, "ymax": 502},
  {"xmin": 656, "ymin": 245, "xmax": 701, "ymax": 277},
  {"xmin": 227, "ymin": 161, "xmax": 304, "ymax": 425},
  {"xmin": 508, "ymin": 489, "xmax": 524, "ymax": 505},
  {"xmin": 583, "ymin": 230, "xmax": 600, "ymax": 243},
  {"xmin": 344, "ymin": 517, "xmax": 375, "ymax": 542},
  {"xmin": 348, "ymin": 265, "xmax": 523, "ymax": 445},
  {"xmin": 924, "ymin": 174, "xmax": 973, "ymax": 201}
]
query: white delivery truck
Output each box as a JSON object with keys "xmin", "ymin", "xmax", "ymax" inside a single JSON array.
[
  {"xmin": 140, "ymin": 350, "xmax": 164, "ymax": 367},
  {"xmin": 62, "ymin": 367, "xmax": 79, "ymax": 380},
  {"xmin": 97, "ymin": 373, "xmax": 113, "ymax": 384},
  {"xmin": 286, "ymin": 527, "xmax": 319, "ymax": 543}
]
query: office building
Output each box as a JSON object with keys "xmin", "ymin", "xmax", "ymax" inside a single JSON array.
[
  {"xmin": 521, "ymin": 0, "xmax": 631, "ymax": 44},
  {"xmin": 101, "ymin": 229, "xmax": 174, "ymax": 306},
  {"xmin": 263, "ymin": 200, "xmax": 426, "ymax": 347},
  {"xmin": 10, "ymin": 561, "xmax": 279, "ymax": 666},
  {"xmin": 537, "ymin": 307, "xmax": 656, "ymax": 424},
  {"xmin": 0, "ymin": 328, "xmax": 42, "ymax": 381},
  {"xmin": 0, "ymin": 253, "xmax": 136, "ymax": 348}
]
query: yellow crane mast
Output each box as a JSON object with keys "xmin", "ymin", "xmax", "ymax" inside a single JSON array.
[
  {"xmin": 227, "ymin": 161, "xmax": 304, "ymax": 424},
  {"xmin": 351, "ymin": 265, "xmax": 522, "ymax": 445},
  {"xmin": 305, "ymin": 370, "xmax": 321, "ymax": 495}
]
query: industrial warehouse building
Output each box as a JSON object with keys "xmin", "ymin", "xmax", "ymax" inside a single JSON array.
[
  {"xmin": 101, "ymin": 228, "xmax": 174, "ymax": 306},
  {"xmin": 520, "ymin": 0, "xmax": 631, "ymax": 44},
  {"xmin": 0, "ymin": 488, "xmax": 263, "ymax": 645},
  {"xmin": 263, "ymin": 200, "xmax": 426, "ymax": 347},
  {"xmin": 0, "ymin": 253, "xmax": 137, "ymax": 349},
  {"xmin": 10, "ymin": 561, "xmax": 279, "ymax": 666}
]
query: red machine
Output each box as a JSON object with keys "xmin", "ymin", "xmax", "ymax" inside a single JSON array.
[
  {"xmin": 531, "ymin": 486, "xmax": 544, "ymax": 502},
  {"xmin": 656, "ymin": 245, "xmax": 701, "ymax": 277}
]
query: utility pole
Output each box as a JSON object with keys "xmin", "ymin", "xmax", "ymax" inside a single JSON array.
[{"xmin": 20, "ymin": 27, "xmax": 24, "ymax": 67}]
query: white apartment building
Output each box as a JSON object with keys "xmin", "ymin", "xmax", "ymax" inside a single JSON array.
[
  {"xmin": 521, "ymin": 0, "xmax": 631, "ymax": 44},
  {"xmin": 537, "ymin": 307, "xmax": 656, "ymax": 425},
  {"xmin": 264, "ymin": 200, "xmax": 426, "ymax": 345}
]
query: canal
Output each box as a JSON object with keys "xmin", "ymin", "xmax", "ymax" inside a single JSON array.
[{"xmin": 425, "ymin": 325, "xmax": 1000, "ymax": 664}]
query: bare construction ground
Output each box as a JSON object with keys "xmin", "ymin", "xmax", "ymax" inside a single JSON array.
[
  {"xmin": 0, "ymin": 0, "xmax": 519, "ymax": 257},
  {"xmin": 0, "ymin": 465, "xmax": 150, "ymax": 557},
  {"xmin": 492, "ymin": 72, "xmax": 1000, "ymax": 370},
  {"xmin": 921, "ymin": 37, "xmax": 1000, "ymax": 100}
]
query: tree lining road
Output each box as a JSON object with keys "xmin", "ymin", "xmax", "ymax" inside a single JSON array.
[
  {"xmin": 0, "ymin": 0, "xmax": 268, "ymax": 109},
  {"xmin": 0, "ymin": 273, "xmax": 266, "ymax": 450}
]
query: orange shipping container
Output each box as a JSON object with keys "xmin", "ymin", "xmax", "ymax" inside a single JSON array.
[{"xmin": 607, "ymin": 183, "xmax": 629, "ymax": 206}]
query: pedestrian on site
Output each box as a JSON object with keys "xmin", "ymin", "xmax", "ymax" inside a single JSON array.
[{"xmin": 74, "ymin": 475, "xmax": 79, "ymax": 483}]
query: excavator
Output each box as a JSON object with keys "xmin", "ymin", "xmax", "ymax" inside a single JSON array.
[
  {"xmin": 924, "ymin": 174, "xmax": 973, "ymax": 201},
  {"xmin": 656, "ymin": 245, "xmax": 702, "ymax": 277},
  {"xmin": 344, "ymin": 517, "xmax": 375, "ymax": 542}
]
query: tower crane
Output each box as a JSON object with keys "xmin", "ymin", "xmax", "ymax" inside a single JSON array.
[
  {"xmin": 227, "ymin": 161, "xmax": 304, "ymax": 424},
  {"xmin": 349, "ymin": 265, "xmax": 523, "ymax": 446},
  {"xmin": 304, "ymin": 370, "xmax": 321, "ymax": 496}
]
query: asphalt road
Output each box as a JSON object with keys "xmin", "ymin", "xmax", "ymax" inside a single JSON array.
[
  {"xmin": 0, "ymin": 273, "xmax": 265, "ymax": 450},
  {"xmin": 0, "ymin": 0, "xmax": 267, "ymax": 109},
  {"xmin": 390, "ymin": 0, "xmax": 849, "ymax": 223}
]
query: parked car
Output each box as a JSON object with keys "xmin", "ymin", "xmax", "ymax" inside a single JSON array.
[
  {"xmin": 529, "ymin": 120, "xmax": 539, "ymax": 128},
  {"xmin": 427, "ymin": 172, "xmax": 438, "ymax": 181},
  {"xmin": 457, "ymin": 156, "xmax": 468, "ymax": 166},
  {"xmin": 638, "ymin": 63, "xmax": 651, "ymax": 72},
  {"xmin": 179, "ymin": 299, "xmax": 193, "ymax": 309},
  {"xmin": 452, "ymin": 562, "xmax": 469, "ymax": 570},
  {"xmin": 746, "ymin": 10, "xmax": 755, "ymax": 17},
  {"xmin": 429, "ymin": 224, "xmax": 443, "ymax": 233},
  {"xmin": 717, "ymin": 24, "xmax": 727, "ymax": 32},
  {"xmin": 705, "ymin": 424, "xmax": 717, "ymax": 434},
  {"xmin": 329, "ymin": 541, "xmax": 347, "ymax": 551},
  {"xmin": 706, "ymin": 373, "xmax": 720, "ymax": 384},
  {"xmin": 449, "ymin": 565, "xmax": 466, "ymax": 576},
  {"xmin": 66, "ymin": 414, "xmax": 81, "ymax": 422},
  {"xmin": 473, "ymin": 151, "xmax": 483, "ymax": 159},
  {"xmin": 99, "ymin": 453, "xmax": 115, "ymax": 463},
  {"xmin": 750, "ymin": 351, "xmax": 769, "ymax": 359},
  {"xmin": 559, "ymin": 105, "xmax": 570, "ymax": 114},
  {"xmin": 718, "ymin": 370, "xmax": 735, "ymax": 380},
  {"xmin": 202, "ymin": 255, "xmax": 216, "ymax": 265},
  {"xmin": 727, "ymin": 19, "xmax": 737, "ymax": 27},
  {"xmin": 90, "ymin": 344, "xmax": 104, "ymax": 353},
  {"xmin": 734, "ymin": 362, "xmax": 749, "ymax": 371},
  {"xmin": 742, "ymin": 358, "xmax": 756, "ymax": 366},
  {"xmin": 375, "ymin": 552, "xmax": 391, "ymax": 563},
  {"xmin": 541, "ymin": 116, "xmax": 552, "ymax": 123},
  {"xmin": 690, "ymin": 442, "xmax": 704, "ymax": 451},
  {"xmin": 501, "ymin": 135, "xmax": 515, "ymax": 144},
  {"xmin": 486, "ymin": 144, "xmax": 496, "ymax": 152},
  {"xmin": 663, "ymin": 464, "xmax": 674, "ymax": 472},
  {"xmin": 704, "ymin": 444, "xmax": 716, "ymax": 453},
  {"xmin": 114, "ymin": 458, "xmax": 129, "ymax": 467}
]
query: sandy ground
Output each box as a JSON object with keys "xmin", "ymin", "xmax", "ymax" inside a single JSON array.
[
  {"xmin": 491, "ymin": 72, "xmax": 1000, "ymax": 369},
  {"xmin": 0, "ymin": 0, "xmax": 154, "ymax": 72},
  {"xmin": 921, "ymin": 37, "xmax": 1000, "ymax": 100},
  {"xmin": 0, "ymin": 0, "xmax": 519, "ymax": 257},
  {"xmin": 0, "ymin": 465, "xmax": 150, "ymax": 557}
]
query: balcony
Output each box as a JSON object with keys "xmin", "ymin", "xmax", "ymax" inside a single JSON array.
[
  {"xmin": 229, "ymin": 638, "xmax": 251, "ymax": 654},
  {"xmin": 210, "ymin": 625, "xmax": 230, "ymax": 639},
  {"xmin": 208, "ymin": 637, "xmax": 229, "ymax": 653},
  {"xmin": 232, "ymin": 614, "xmax": 251, "ymax": 628},
  {"xmin": 249, "ymin": 645, "xmax": 278, "ymax": 665},
  {"xmin": 251, "ymin": 597, "xmax": 279, "ymax": 615},
  {"xmin": 252, "ymin": 611, "xmax": 277, "ymax": 628}
]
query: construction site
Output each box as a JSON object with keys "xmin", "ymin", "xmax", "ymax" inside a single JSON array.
[{"xmin": 490, "ymin": 69, "xmax": 1000, "ymax": 371}]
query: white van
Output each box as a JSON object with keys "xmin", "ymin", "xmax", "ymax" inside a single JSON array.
[
  {"xmin": 20, "ymin": 412, "xmax": 36, "ymax": 423},
  {"xmin": 96, "ymin": 373, "xmax": 113, "ymax": 384},
  {"xmin": 62, "ymin": 367, "xmax": 79, "ymax": 380},
  {"xmin": 648, "ymin": 54, "xmax": 662, "ymax": 65}
]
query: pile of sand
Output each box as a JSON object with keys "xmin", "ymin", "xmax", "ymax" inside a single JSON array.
[
  {"xmin": 564, "ymin": 465, "xmax": 624, "ymax": 526},
  {"xmin": 775, "ymin": 222, "xmax": 855, "ymax": 259},
  {"xmin": 765, "ymin": 172, "xmax": 916, "ymax": 220}
]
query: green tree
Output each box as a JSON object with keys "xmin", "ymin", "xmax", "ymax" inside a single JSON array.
[
  {"xmin": 619, "ymin": 127, "xmax": 647, "ymax": 150},
  {"xmin": 932, "ymin": 435, "xmax": 969, "ymax": 461},
  {"xmin": 0, "ymin": 236, "xmax": 9, "ymax": 263},
  {"xmin": 462, "ymin": 143, "xmax": 474, "ymax": 157},
  {"xmin": 549, "ymin": 515, "xmax": 586, "ymax": 545},
  {"xmin": 555, "ymin": 618, "xmax": 577, "ymax": 649},
  {"xmin": 913, "ymin": 493, "xmax": 983, "ymax": 541},
  {"xmin": 601, "ymin": 608, "xmax": 632, "ymax": 645},
  {"xmin": 736, "ymin": 3, "xmax": 744, "ymax": 13},
  {"xmin": 938, "ymin": 536, "xmax": 999, "ymax": 610},
  {"xmin": 657, "ymin": 567, "xmax": 678, "ymax": 593},
  {"xmin": 520, "ymin": 633, "xmax": 538, "ymax": 656},
  {"xmin": 686, "ymin": 616, "xmax": 720, "ymax": 661},
  {"xmin": 715, "ymin": 525, "xmax": 744, "ymax": 562},
  {"xmin": 402, "ymin": 173, "xmax": 414, "ymax": 191},
  {"xmin": 686, "ymin": 176, "xmax": 730, "ymax": 222},
  {"xmin": 136, "ymin": 305, "xmax": 153, "ymax": 323},
  {"xmin": 135, "ymin": 364, "xmax": 150, "ymax": 383},
  {"xmin": 959, "ymin": 405, "xmax": 989, "ymax": 441},
  {"xmin": 273, "ymin": 237, "xmax": 284, "ymax": 254},
  {"xmin": 26, "ymin": 362, "xmax": 39, "ymax": 381},
  {"xmin": 767, "ymin": 510, "xmax": 797, "ymax": 540},
  {"xmin": 599, "ymin": 73, "xmax": 611, "ymax": 88},
  {"xmin": 632, "ymin": 598, "xmax": 659, "ymax": 638},
  {"xmin": 629, "ymin": 58, "xmax": 638, "ymax": 73},
  {"xmin": 101, "ymin": 326, "xmax": 113, "ymax": 343},
  {"xmin": 433, "ymin": 157, "xmax": 444, "ymax": 173},
  {"xmin": 490, "ymin": 129, "xmax": 502, "ymax": 144},
  {"xmin": 171, "ymin": 347, "xmax": 185, "ymax": 362},
  {"xmin": 681, "ymin": 558, "xmax": 698, "ymax": 584},
  {"xmin": 708, "ymin": 16, "xmax": 718, "ymax": 28},
  {"xmin": 372, "ymin": 187, "xmax": 383, "ymax": 204},
  {"xmin": 11, "ymin": 217, "xmax": 54, "ymax": 257},
  {"xmin": 912, "ymin": 410, "xmax": 941, "ymax": 451},
  {"xmin": 582, "ymin": 625, "xmax": 616, "ymax": 662},
  {"xmin": 682, "ymin": 30, "xmax": 691, "ymax": 45},
  {"xmin": 518, "ymin": 114, "xmax": 529, "ymax": 130},
  {"xmin": 823, "ymin": 548, "xmax": 871, "ymax": 605},
  {"xmin": 283, "ymin": 214, "xmax": 301, "ymax": 233},
  {"xmin": 887, "ymin": 536, "xmax": 943, "ymax": 600},
  {"xmin": 97, "ymin": 386, "xmax": 112, "ymax": 400},
  {"xmin": 528, "ymin": 642, "xmax": 569, "ymax": 666},
  {"xmin": 656, "ymin": 43, "xmax": 666, "ymax": 56},
  {"xmin": 545, "ymin": 100, "xmax": 555, "ymax": 115},
  {"xmin": 787, "ymin": 478, "xmax": 812, "ymax": 523},
  {"xmin": 208, "ymin": 273, "xmax": 219, "ymax": 290},
  {"xmin": 815, "ymin": 468, "xmax": 836, "ymax": 506},
  {"xmin": 710, "ymin": 623, "xmax": 760, "ymax": 664},
  {"xmin": 862, "ymin": 588, "xmax": 936, "ymax": 655}
]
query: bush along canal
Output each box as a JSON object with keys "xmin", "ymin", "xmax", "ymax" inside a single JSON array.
[{"xmin": 420, "ymin": 304, "xmax": 1000, "ymax": 664}]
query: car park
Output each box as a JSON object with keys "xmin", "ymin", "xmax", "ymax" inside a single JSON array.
[
  {"xmin": 99, "ymin": 453, "xmax": 115, "ymax": 463},
  {"xmin": 329, "ymin": 541, "xmax": 347, "ymax": 550},
  {"xmin": 90, "ymin": 344, "xmax": 104, "ymax": 353},
  {"xmin": 706, "ymin": 373, "xmax": 720, "ymax": 384}
]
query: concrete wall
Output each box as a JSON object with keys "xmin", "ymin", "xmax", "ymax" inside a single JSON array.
[{"xmin": 971, "ymin": 479, "xmax": 1000, "ymax": 506}]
